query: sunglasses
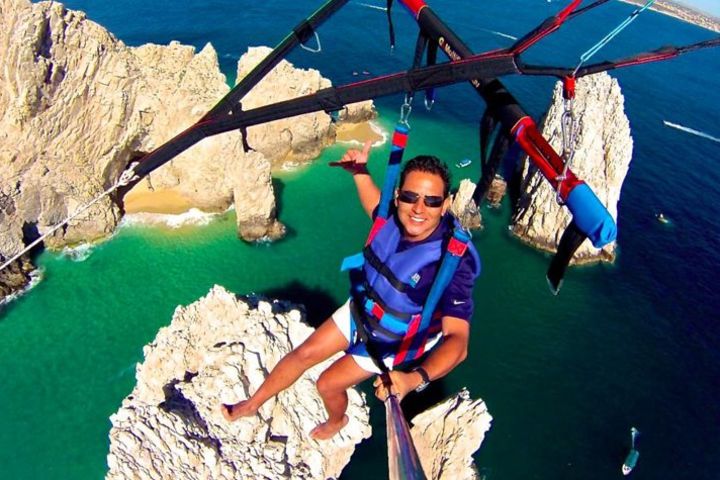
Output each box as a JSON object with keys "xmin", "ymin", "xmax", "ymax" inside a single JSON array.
[{"xmin": 397, "ymin": 190, "xmax": 445, "ymax": 208}]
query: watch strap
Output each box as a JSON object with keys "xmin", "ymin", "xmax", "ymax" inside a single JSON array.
[{"xmin": 413, "ymin": 367, "xmax": 430, "ymax": 392}]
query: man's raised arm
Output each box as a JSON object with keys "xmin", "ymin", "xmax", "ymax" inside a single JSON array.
[{"xmin": 333, "ymin": 140, "xmax": 380, "ymax": 217}]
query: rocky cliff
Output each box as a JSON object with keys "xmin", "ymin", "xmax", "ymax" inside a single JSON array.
[
  {"xmin": 0, "ymin": 0, "xmax": 374, "ymax": 298},
  {"xmin": 412, "ymin": 389, "xmax": 492, "ymax": 479},
  {"xmin": 511, "ymin": 73, "xmax": 633, "ymax": 263},
  {"xmin": 107, "ymin": 286, "xmax": 492, "ymax": 479}
]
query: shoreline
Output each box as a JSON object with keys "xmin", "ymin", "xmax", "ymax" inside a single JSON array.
[
  {"xmin": 123, "ymin": 185, "xmax": 194, "ymax": 215},
  {"xmin": 123, "ymin": 120, "xmax": 385, "ymax": 216},
  {"xmin": 619, "ymin": 0, "xmax": 720, "ymax": 33},
  {"xmin": 334, "ymin": 120, "xmax": 385, "ymax": 145}
]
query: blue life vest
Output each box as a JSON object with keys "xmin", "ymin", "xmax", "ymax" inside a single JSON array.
[{"xmin": 341, "ymin": 214, "xmax": 480, "ymax": 366}]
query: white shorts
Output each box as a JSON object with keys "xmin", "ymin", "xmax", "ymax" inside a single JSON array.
[{"xmin": 331, "ymin": 298, "xmax": 441, "ymax": 374}]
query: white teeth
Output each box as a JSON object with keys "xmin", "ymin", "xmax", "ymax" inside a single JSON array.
[{"xmin": 410, "ymin": 216, "xmax": 425, "ymax": 223}]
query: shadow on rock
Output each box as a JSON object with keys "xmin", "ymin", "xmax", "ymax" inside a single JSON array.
[{"xmin": 261, "ymin": 280, "xmax": 338, "ymax": 328}]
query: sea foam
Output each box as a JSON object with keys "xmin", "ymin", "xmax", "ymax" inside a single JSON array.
[
  {"xmin": 0, "ymin": 268, "xmax": 43, "ymax": 307},
  {"xmin": 60, "ymin": 243, "xmax": 95, "ymax": 262},
  {"xmin": 121, "ymin": 208, "xmax": 221, "ymax": 229}
]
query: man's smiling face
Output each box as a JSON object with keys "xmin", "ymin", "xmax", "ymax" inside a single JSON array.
[{"xmin": 395, "ymin": 170, "xmax": 449, "ymax": 242}]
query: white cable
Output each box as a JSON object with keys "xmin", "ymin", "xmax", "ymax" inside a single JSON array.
[{"xmin": 0, "ymin": 163, "xmax": 138, "ymax": 273}]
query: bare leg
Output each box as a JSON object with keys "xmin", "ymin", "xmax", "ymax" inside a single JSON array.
[
  {"xmin": 310, "ymin": 354, "xmax": 373, "ymax": 440},
  {"xmin": 222, "ymin": 317, "xmax": 349, "ymax": 421}
]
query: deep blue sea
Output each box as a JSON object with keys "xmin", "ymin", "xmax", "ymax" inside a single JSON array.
[{"xmin": 2, "ymin": 1, "xmax": 719, "ymax": 479}]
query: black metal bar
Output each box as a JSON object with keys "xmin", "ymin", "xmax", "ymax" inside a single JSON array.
[
  {"xmin": 201, "ymin": 0, "xmax": 351, "ymax": 121},
  {"xmin": 135, "ymin": 53, "xmax": 522, "ymax": 177}
]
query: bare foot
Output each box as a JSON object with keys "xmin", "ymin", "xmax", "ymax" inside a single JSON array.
[
  {"xmin": 221, "ymin": 400, "xmax": 258, "ymax": 421},
  {"xmin": 309, "ymin": 415, "xmax": 349, "ymax": 440}
]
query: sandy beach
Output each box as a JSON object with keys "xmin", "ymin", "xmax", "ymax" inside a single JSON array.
[
  {"xmin": 123, "ymin": 182, "xmax": 193, "ymax": 215},
  {"xmin": 335, "ymin": 120, "xmax": 385, "ymax": 144}
]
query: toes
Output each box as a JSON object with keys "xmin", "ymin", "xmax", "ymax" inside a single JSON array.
[{"xmin": 221, "ymin": 401, "xmax": 258, "ymax": 421}]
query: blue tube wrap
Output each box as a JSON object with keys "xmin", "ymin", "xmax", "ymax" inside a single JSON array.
[{"xmin": 565, "ymin": 183, "xmax": 617, "ymax": 248}]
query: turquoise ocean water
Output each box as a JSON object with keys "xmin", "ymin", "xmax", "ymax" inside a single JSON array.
[{"xmin": 2, "ymin": 1, "xmax": 719, "ymax": 478}]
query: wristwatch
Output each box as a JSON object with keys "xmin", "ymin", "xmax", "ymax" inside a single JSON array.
[{"xmin": 413, "ymin": 367, "xmax": 431, "ymax": 392}]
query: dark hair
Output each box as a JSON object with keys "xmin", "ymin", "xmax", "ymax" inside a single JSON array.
[{"xmin": 399, "ymin": 155, "xmax": 451, "ymax": 197}]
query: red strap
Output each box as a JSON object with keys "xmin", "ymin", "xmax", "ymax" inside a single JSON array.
[
  {"xmin": 392, "ymin": 129, "xmax": 409, "ymax": 149},
  {"xmin": 563, "ymin": 76, "xmax": 576, "ymax": 100},
  {"xmin": 365, "ymin": 217, "xmax": 388, "ymax": 246},
  {"xmin": 447, "ymin": 237, "xmax": 468, "ymax": 257},
  {"xmin": 512, "ymin": 116, "xmax": 582, "ymax": 200},
  {"xmin": 510, "ymin": 0, "xmax": 582, "ymax": 55},
  {"xmin": 371, "ymin": 302, "xmax": 385, "ymax": 320},
  {"xmin": 399, "ymin": 0, "xmax": 427, "ymax": 18},
  {"xmin": 393, "ymin": 314, "xmax": 422, "ymax": 366}
]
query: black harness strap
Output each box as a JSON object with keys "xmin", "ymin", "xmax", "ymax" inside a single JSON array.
[
  {"xmin": 363, "ymin": 245, "xmax": 413, "ymax": 293},
  {"xmin": 386, "ymin": 0, "xmax": 396, "ymax": 49},
  {"xmin": 348, "ymin": 299, "xmax": 392, "ymax": 374},
  {"xmin": 518, "ymin": 37, "xmax": 720, "ymax": 78},
  {"xmin": 200, "ymin": 0, "xmax": 351, "ymax": 123},
  {"xmin": 364, "ymin": 289, "xmax": 415, "ymax": 320},
  {"xmin": 293, "ymin": 19, "xmax": 315, "ymax": 44},
  {"xmin": 475, "ymin": 108, "xmax": 511, "ymax": 204}
]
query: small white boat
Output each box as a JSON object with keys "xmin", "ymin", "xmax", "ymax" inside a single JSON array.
[
  {"xmin": 622, "ymin": 427, "xmax": 640, "ymax": 475},
  {"xmin": 456, "ymin": 158, "xmax": 472, "ymax": 168},
  {"xmin": 622, "ymin": 449, "xmax": 639, "ymax": 475}
]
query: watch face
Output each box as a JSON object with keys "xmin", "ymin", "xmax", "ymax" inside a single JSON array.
[{"xmin": 415, "ymin": 381, "xmax": 429, "ymax": 392}]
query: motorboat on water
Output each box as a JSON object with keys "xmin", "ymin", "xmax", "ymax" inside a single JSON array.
[{"xmin": 622, "ymin": 427, "xmax": 640, "ymax": 475}]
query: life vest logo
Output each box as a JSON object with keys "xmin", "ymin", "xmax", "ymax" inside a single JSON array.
[{"xmin": 409, "ymin": 273, "xmax": 421, "ymax": 287}]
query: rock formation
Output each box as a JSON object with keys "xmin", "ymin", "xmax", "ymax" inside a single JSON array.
[
  {"xmin": 0, "ymin": 0, "xmax": 374, "ymax": 299},
  {"xmin": 449, "ymin": 179, "xmax": 482, "ymax": 230},
  {"xmin": 411, "ymin": 389, "xmax": 492, "ymax": 480},
  {"xmin": 235, "ymin": 46, "xmax": 344, "ymax": 169},
  {"xmin": 485, "ymin": 176, "xmax": 507, "ymax": 208},
  {"xmin": 107, "ymin": 285, "xmax": 493, "ymax": 479},
  {"xmin": 107, "ymin": 286, "xmax": 372, "ymax": 480},
  {"xmin": 510, "ymin": 73, "xmax": 633, "ymax": 263}
]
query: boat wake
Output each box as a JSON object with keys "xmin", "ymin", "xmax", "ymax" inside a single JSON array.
[
  {"xmin": 479, "ymin": 28, "xmax": 518, "ymax": 41},
  {"xmin": 663, "ymin": 120, "xmax": 720, "ymax": 144},
  {"xmin": 356, "ymin": 2, "xmax": 387, "ymax": 12}
]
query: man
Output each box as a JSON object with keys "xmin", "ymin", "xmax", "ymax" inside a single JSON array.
[{"xmin": 222, "ymin": 141, "xmax": 480, "ymax": 440}]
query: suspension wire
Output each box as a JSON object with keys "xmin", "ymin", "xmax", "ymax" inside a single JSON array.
[
  {"xmin": 0, "ymin": 164, "xmax": 139, "ymax": 273},
  {"xmin": 555, "ymin": 0, "xmax": 655, "ymax": 202},
  {"xmin": 573, "ymin": 0, "xmax": 656, "ymax": 75}
]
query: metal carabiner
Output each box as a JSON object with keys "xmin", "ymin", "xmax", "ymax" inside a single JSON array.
[
  {"xmin": 560, "ymin": 102, "xmax": 575, "ymax": 161},
  {"xmin": 399, "ymin": 94, "xmax": 413, "ymax": 128}
]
